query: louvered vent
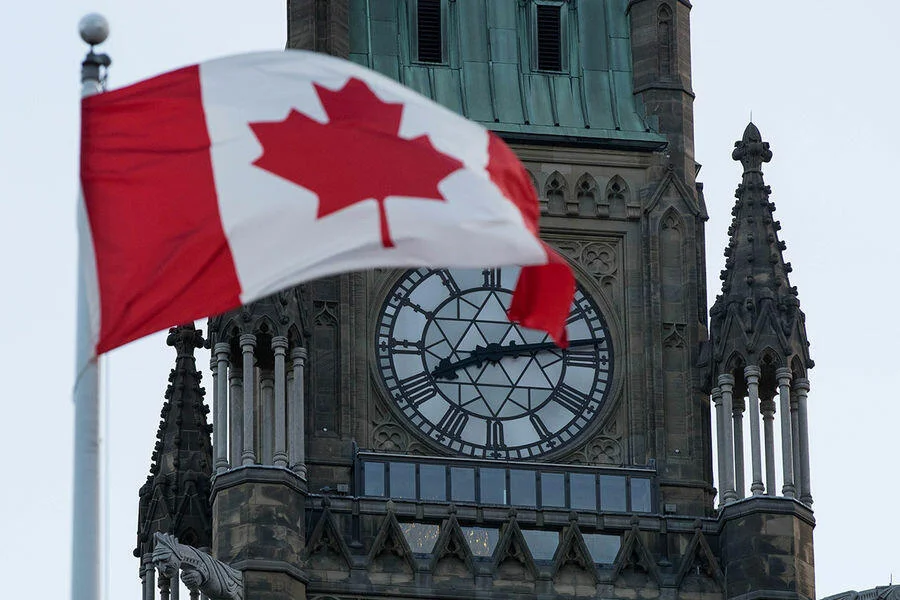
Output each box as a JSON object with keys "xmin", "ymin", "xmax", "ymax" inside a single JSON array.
[
  {"xmin": 536, "ymin": 4, "xmax": 562, "ymax": 71},
  {"xmin": 417, "ymin": 0, "xmax": 442, "ymax": 63}
]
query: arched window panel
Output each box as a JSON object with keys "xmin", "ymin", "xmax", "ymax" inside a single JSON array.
[
  {"xmin": 311, "ymin": 303, "xmax": 341, "ymax": 436},
  {"xmin": 575, "ymin": 174, "xmax": 599, "ymax": 217},
  {"xmin": 544, "ymin": 171, "xmax": 567, "ymax": 216},
  {"xmin": 657, "ymin": 4, "xmax": 674, "ymax": 77},
  {"xmin": 790, "ymin": 355, "xmax": 806, "ymax": 381},
  {"xmin": 604, "ymin": 175, "xmax": 630, "ymax": 219}
]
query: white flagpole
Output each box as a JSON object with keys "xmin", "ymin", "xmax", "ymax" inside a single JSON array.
[{"xmin": 73, "ymin": 14, "xmax": 110, "ymax": 600}]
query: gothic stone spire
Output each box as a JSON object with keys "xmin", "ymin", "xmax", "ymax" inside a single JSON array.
[
  {"xmin": 708, "ymin": 124, "xmax": 813, "ymax": 395},
  {"xmin": 135, "ymin": 324, "xmax": 213, "ymax": 558}
]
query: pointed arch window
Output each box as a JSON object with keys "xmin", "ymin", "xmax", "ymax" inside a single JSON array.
[
  {"xmin": 604, "ymin": 175, "xmax": 630, "ymax": 217},
  {"xmin": 413, "ymin": 0, "xmax": 446, "ymax": 64},
  {"xmin": 544, "ymin": 172, "xmax": 567, "ymax": 215},
  {"xmin": 576, "ymin": 174, "xmax": 598, "ymax": 216},
  {"xmin": 657, "ymin": 4, "xmax": 674, "ymax": 76}
]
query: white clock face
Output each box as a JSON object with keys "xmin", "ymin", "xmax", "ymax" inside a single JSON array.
[{"xmin": 375, "ymin": 267, "xmax": 613, "ymax": 459}]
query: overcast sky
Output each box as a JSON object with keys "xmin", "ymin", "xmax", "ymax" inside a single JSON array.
[{"xmin": 1, "ymin": 1, "xmax": 897, "ymax": 598}]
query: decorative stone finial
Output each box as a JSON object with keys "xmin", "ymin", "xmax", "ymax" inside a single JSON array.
[
  {"xmin": 732, "ymin": 122, "xmax": 772, "ymax": 173},
  {"xmin": 167, "ymin": 324, "xmax": 204, "ymax": 358},
  {"xmin": 707, "ymin": 124, "xmax": 813, "ymax": 393}
]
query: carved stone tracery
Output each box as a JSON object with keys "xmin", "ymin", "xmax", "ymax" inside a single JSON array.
[
  {"xmin": 371, "ymin": 413, "xmax": 410, "ymax": 452},
  {"xmin": 553, "ymin": 240, "xmax": 621, "ymax": 308}
]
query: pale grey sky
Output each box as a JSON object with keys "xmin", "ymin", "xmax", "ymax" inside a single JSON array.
[{"xmin": 1, "ymin": 1, "xmax": 897, "ymax": 598}]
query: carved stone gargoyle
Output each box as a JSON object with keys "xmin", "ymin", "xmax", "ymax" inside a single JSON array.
[{"xmin": 152, "ymin": 532, "xmax": 243, "ymax": 600}]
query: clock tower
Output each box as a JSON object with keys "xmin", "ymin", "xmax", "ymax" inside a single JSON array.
[{"xmin": 136, "ymin": 3, "xmax": 816, "ymax": 600}]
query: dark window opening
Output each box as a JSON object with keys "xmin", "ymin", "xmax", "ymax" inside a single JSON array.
[
  {"xmin": 417, "ymin": 0, "xmax": 443, "ymax": 63},
  {"xmin": 536, "ymin": 5, "xmax": 562, "ymax": 71},
  {"xmin": 315, "ymin": 0, "xmax": 328, "ymax": 53}
]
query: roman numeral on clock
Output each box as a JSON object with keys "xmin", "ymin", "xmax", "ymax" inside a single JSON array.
[
  {"xmin": 529, "ymin": 414, "xmax": 552, "ymax": 440},
  {"xmin": 564, "ymin": 349, "xmax": 597, "ymax": 368},
  {"xmin": 399, "ymin": 372, "xmax": 436, "ymax": 407},
  {"xmin": 482, "ymin": 268, "xmax": 502, "ymax": 288},
  {"xmin": 554, "ymin": 383, "xmax": 587, "ymax": 414},
  {"xmin": 437, "ymin": 405, "xmax": 468, "ymax": 438},
  {"xmin": 436, "ymin": 269, "xmax": 460, "ymax": 295},
  {"xmin": 486, "ymin": 419, "xmax": 505, "ymax": 448}
]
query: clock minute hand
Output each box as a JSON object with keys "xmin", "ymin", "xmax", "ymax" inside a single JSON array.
[
  {"xmin": 430, "ymin": 338, "xmax": 601, "ymax": 380},
  {"xmin": 472, "ymin": 338, "xmax": 601, "ymax": 363}
]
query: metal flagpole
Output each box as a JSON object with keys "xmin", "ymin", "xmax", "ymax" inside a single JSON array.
[{"xmin": 73, "ymin": 14, "xmax": 110, "ymax": 600}]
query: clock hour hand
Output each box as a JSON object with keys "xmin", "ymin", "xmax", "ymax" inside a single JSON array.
[{"xmin": 431, "ymin": 338, "xmax": 601, "ymax": 380}]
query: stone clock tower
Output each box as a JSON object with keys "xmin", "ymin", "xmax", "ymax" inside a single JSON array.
[{"xmin": 135, "ymin": 2, "xmax": 816, "ymax": 600}]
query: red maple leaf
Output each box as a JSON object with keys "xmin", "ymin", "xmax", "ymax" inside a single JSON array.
[{"xmin": 249, "ymin": 78, "xmax": 464, "ymax": 248}]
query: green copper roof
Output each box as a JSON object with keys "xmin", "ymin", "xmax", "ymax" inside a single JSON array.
[{"xmin": 348, "ymin": 0, "xmax": 666, "ymax": 147}]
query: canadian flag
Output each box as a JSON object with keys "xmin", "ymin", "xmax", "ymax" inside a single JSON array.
[{"xmin": 80, "ymin": 51, "xmax": 574, "ymax": 354}]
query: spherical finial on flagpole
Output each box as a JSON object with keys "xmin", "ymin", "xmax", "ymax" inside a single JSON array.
[{"xmin": 79, "ymin": 13, "xmax": 109, "ymax": 46}]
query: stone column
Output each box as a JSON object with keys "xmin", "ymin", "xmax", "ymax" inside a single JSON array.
[
  {"xmin": 712, "ymin": 387, "xmax": 726, "ymax": 506},
  {"xmin": 744, "ymin": 365, "xmax": 764, "ymax": 495},
  {"xmin": 290, "ymin": 347, "xmax": 308, "ymax": 478},
  {"xmin": 794, "ymin": 377, "xmax": 813, "ymax": 505},
  {"xmin": 240, "ymin": 334, "xmax": 257, "ymax": 466},
  {"xmin": 228, "ymin": 367, "xmax": 243, "ymax": 467},
  {"xmin": 273, "ymin": 336, "xmax": 289, "ymax": 468},
  {"xmin": 790, "ymin": 390, "xmax": 802, "ymax": 497},
  {"xmin": 260, "ymin": 370, "xmax": 275, "ymax": 464},
  {"xmin": 140, "ymin": 555, "xmax": 156, "ymax": 600},
  {"xmin": 213, "ymin": 343, "xmax": 230, "ymax": 473},
  {"xmin": 761, "ymin": 395, "xmax": 777, "ymax": 496},
  {"xmin": 732, "ymin": 396, "xmax": 746, "ymax": 499},
  {"xmin": 718, "ymin": 374, "xmax": 737, "ymax": 503},
  {"xmin": 776, "ymin": 367, "xmax": 795, "ymax": 498},
  {"xmin": 158, "ymin": 573, "xmax": 171, "ymax": 600}
]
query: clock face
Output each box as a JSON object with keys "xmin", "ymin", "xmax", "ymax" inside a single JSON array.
[{"xmin": 375, "ymin": 267, "xmax": 613, "ymax": 459}]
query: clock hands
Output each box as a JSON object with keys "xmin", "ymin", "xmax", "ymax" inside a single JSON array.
[{"xmin": 431, "ymin": 338, "xmax": 602, "ymax": 380}]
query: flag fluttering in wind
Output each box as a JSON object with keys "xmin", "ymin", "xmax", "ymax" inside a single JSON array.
[{"xmin": 80, "ymin": 50, "xmax": 574, "ymax": 354}]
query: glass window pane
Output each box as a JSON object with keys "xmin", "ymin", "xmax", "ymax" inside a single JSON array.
[
  {"xmin": 570, "ymin": 473, "xmax": 597, "ymax": 510},
  {"xmin": 631, "ymin": 478, "xmax": 652, "ymax": 513},
  {"xmin": 390, "ymin": 462, "xmax": 416, "ymax": 499},
  {"xmin": 583, "ymin": 533, "xmax": 621, "ymax": 564},
  {"xmin": 451, "ymin": 467, "xmax": 475, "ymax": 502},
  {"xmin": 509, "ymin": 470, "xmax": 537, "ymax": 506},
  {"xmin": 420, "ymin": 464, "xmax": 447, "ymax": 501},
  {"xmin": 400, "ymin": 523, "xmax": 441, "ymax": 553},
  {"xmin": 522, "ymin": 530, "xmax": 559, "ymax": 561},
  {"xmin": 364, "ymin": 462, "xmax": 385, "ymax": 496},
  {"xmin": 541, "ymin": 472, "xmax": 566, "ymax": 508},
  {"xmin": 462, "ymin": 527, "xmax": 499, "ymax": 557},
  {"xmin": 480, "ymin": 468, "xmax": 507, "ymax": 504},
  {"xmin": 600, "ymin": 475, "xmax": 627, "ymax": 512}
]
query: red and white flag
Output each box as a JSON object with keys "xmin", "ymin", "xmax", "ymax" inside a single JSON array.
[{"xmin": 80, "ymin": 50, "xmax": 574, "ymax": 355}]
